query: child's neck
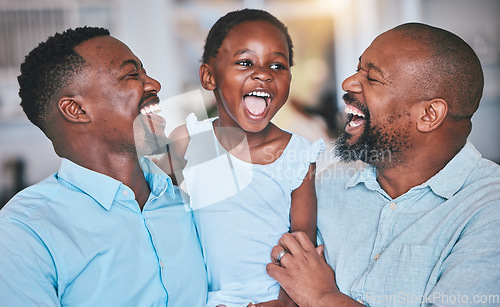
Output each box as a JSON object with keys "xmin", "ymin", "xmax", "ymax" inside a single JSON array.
[
  {"xmin": 213, "ymin": 118, "xmax": 272, "ymax": 146},
  {"xmin": 213, "ymin": 119, "xmax": 289, "ymax": 165}
]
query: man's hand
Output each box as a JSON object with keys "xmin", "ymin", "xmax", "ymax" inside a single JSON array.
[
  {"xmin": 267, "ymin": 232, "xmax": 362, "ymax": 307},
  {"xmin": 249, "ymin": 300, "xmax": 285, "ymax": 307}
]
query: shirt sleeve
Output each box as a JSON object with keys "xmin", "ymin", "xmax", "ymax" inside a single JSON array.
[
  {"xmin": 426, "ymin": 200, "xmax": 500, "ymax": 306},
  {"xmin": 290, "ymin": 137, "xmax": 326, "ymax": 190},
  {"xmin": 0, "ymin": 219, "xmax": 60, "ymax": 306}
]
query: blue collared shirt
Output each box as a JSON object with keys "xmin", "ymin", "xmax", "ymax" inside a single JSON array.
[
  {"xmin": 0, "ymin": 157, "xmax": 207, "ymax": 306},
  {"xmin": 317, "ymin": 142, "xmax": 500, "ymax": 306}
]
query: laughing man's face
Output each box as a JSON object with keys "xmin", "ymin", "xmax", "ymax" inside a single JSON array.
[{"xmin": 334, "ymin": 30, "xmax": 429, "ymax": 168}]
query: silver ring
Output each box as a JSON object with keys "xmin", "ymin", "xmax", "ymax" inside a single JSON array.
[{"xmin": 276, "ymin": 250, "xmax": 287, "ymax": 262}]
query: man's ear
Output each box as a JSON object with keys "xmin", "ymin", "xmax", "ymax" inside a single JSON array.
[
  {"xmin": 58, "ymin": 96, "xmax": 91, "ymax": 123},
  {"xmin": 199, "ymin": 63, "xmax": 216, "ymax": 91},
  {"xmin": 416, "ymin": 98, "xmax": 448, "ymax": 132}
]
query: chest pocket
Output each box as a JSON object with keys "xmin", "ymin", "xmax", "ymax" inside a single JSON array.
[{"xmin": 363, "ymin": 244, "xmax": 440, "ymax": 306}]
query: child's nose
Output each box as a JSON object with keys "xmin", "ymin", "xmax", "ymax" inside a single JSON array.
[{"xmin": 251, "ymin": 66, "xmax": 273, "ymax": 82}]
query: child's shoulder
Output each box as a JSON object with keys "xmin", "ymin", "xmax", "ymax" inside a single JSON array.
[
  {"xmin": 170, "ymin": 124, "xmax": 189, "ymax": 141},
  {"xmin": 271, "ymin": 124, "xmax": 324, "ymax": 148},
  {"xmin": 271, "ymin": 125, "xmax": 326, "ymax": 162}
]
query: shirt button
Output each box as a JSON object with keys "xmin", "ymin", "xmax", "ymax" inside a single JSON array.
[
  {"xmin": 389, "ymin": 203, "xmax": 397, "ymax": 210},
  {"xmin": 374, "ymin": 253, "xmax": 380, "ymax": 261},
  {"xmin": 121, "ymin": 190, "xmax": 129, "ymax": 197}
]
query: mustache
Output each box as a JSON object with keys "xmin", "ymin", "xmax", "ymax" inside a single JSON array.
[
  {"xmin": 139, "ymin": 93, "xmax": 160, "ymax": 107},
  {"xmin": 342, "ymin": 93, "xmax": 369, "ymax": 118},
  {"xmin": 342, "ymin": 92, "xmax": 361, "ymax": 106}
]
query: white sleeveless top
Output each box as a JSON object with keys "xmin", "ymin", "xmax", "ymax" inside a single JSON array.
[{"xmin": 182, "ymin": 113, "xmax": 325, "ymax": 306}]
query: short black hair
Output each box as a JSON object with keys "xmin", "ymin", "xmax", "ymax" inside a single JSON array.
[
  {"xmin": 18, "ymin": 26, "xmax": 110, "ymax": 132},
  {"xmin": 393, "ymin": 23, "xmax": 484, "ymax": 119},
  {"xmin": 202, "ymin": 8, "xmax": 294, "ymax": 66}
]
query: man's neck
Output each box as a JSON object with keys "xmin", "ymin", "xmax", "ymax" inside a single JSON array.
[
  {"xmin": 70, "ymin": 153, "xmax": 151, "ymax": 210},
  {"xmin": 375, "ymin": 163, "xmax": 444, "ymax": 199},
  {"xmin": 375, "ymin": 143, "xmax": 464, "ymax": 199}
]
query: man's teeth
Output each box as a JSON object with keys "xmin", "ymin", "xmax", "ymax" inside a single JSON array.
[
  {"xmin": 344, "ymin": 105, "xmax": 365, "ymax": 117},
  {"xmin": 349, "ymin": 120, "xmax": 364, "ymax": 127},
  {"xmin": 140, "ymin": 103, "xmax": 161, "ymax": 115},
  {"xmin": 247, "ymin": 91, "xmax": 271, "ymax": 99}
]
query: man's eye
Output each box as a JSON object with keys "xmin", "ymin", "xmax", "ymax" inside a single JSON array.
[
  {"xmin": 367, "ymin": 76, "xmax": 378, "ymax": 82},
  {"xmin": 125, "ymin": 70, "xmax": 140, "ymax": 78},
  {"xmin": 236, "ymin": 60, "xmax": 253, "ymax": 67}
]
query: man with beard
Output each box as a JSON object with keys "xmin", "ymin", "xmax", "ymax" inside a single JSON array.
[
  {"xmin": 263, "ymin": 23, "xmax": 500, "ymax": 306},
  {"xmin": 0, "ymin": 27, "xmax": 207, "ymax": 306}
]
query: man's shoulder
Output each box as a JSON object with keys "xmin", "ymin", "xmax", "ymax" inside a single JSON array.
[
  {"xmin": 0, "ymin": 174, "xmax": 66, "ymax": 222},
  {"xmin": 459, "ymin": 156, "xmax": 500, "ymax": 202},
  {"xmin": 316, "ymin": 160, "xmax": 366, "ymax": 186},
  {"xmin": 471, "ymin": 155, "xmax": 500, "ymax": 178},
  {"xmin": 456, "ymin": 142, "xmax": 500, "ymax": 186}
]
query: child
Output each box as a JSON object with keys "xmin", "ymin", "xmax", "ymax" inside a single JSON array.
[{"xmin": 164, "ymin": 9, "xmax": 324, "ymax": 307}]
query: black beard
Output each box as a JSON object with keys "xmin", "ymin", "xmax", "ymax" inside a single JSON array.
[
  {"xmin": 334, "ymin": 115, "xmax": 411, "ymax": 168},
  {"xmin": 334, "ymin": 123, "xmax": 396, "ymax": 167}
]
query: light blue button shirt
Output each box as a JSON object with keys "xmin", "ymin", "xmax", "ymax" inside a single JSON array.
[
  {"xmin": 317, "ymin": 142, "xmax": 500, "ymax": 306},
  {"xmin": 0, "ymin": 157, "xmax": 207, "ymax": 306}
]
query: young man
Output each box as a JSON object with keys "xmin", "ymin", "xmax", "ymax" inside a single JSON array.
[
  {"xmin": 266, "ymin": 23, "xmax": 500, "ymax": 307},
  {"xmin": 0, "ymin": 27, "xmax": 207, "ymax": 306}
]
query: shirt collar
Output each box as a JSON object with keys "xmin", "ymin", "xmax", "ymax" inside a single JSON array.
[
  {"xmin": 345, "ymin": 141, "xmax": 481, "ymax": 199},
  {"xmin": 346, "ymin": 162, "xmax": 377, "ymax": 190},
  {"xmin": 139, "ymin": 156, "xmax": 175, "ymax": 199},
  {"xmin": 56, "ymin": 157, "xmax": 175, "ymax": 210},
  {"xmin": 425, "ymin": 141, "xmax": 481, "ymax": 199}
]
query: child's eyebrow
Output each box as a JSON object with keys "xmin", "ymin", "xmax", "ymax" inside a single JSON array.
[
  {"xmin": 273, "ymin": 52, "xmax": 289, "ymax": 61},
  {"xmin": 234, "ymin": 49, "xmax": 254, "ymax": 57},
  {"xmin": 234, "ymin": 49, "xmax": 289, "ymax": 61}
]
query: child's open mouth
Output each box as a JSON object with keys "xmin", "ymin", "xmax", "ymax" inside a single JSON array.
[{"xmin": 243, "ymin": 91, "xmax": 271, "ymax": 116}]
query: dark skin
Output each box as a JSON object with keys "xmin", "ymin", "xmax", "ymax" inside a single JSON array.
[
  {"xmin": 159, "ymin": 20, "xmax": 317, "ymax": 307},
  {"xmin": 341, "ymin": 30, "xmax": 467, "ymax": 199},
  {"xmin": 264, "ymin": 29, "xmax": 473, "ymax": 306},
  {"xmin": 45, "ymin": 36, "xmax": 162, "ymax": 209}
]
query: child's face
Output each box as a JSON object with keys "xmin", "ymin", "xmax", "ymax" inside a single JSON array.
[{"xmin": 203, "ymin": 20, "xmax": 292, "ymax": 133}]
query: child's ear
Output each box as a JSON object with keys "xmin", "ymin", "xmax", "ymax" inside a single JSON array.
[
  {"xmin": 416, "ymin": 98, "xmax": 448, "ymax": 132},
  {"xmin": 199, "ymin": 63, "xmax": 216, "ymax": 91},
  {"xmin": 58, "ymin": 96, "xmax": 91, "ymax": 123}
]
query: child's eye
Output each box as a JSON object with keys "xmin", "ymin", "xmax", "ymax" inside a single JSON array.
[
  {"xmin": 270, "ymin": 63, "xmax": 286, "ymax": 70},
  {"xmin": 236, "ymin": 60, "xmax": 253, "ymax": 67}
]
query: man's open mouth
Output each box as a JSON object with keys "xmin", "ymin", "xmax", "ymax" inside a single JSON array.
[
  {"xmin": 140, "ymin": 102, "xmax": 161, "ymax": 115},
  {"xmin": 345, "ymin": 104, "xmax": 366, "ymax": 128},
  {"xmin": 243, "ymin": 91, "xmax": 272, "ymax": 116}
]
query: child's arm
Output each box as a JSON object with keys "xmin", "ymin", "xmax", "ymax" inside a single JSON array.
[
  {"xmin": 278, "ymin": 163, "xmax": 318, "ymax": 306},
  {"xmin": 289, "ymin": 163, "xmax": 318, "ymax": 245}
]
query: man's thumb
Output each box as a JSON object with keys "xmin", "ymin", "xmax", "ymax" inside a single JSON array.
[{"xmin": 316, "ymin": 244, "xmax": 325, "ymax": 258}]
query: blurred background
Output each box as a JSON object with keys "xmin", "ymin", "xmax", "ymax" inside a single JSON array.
[{"xmin": 0, "ymin": 0, "xmax": 499, "ymax": 207}]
